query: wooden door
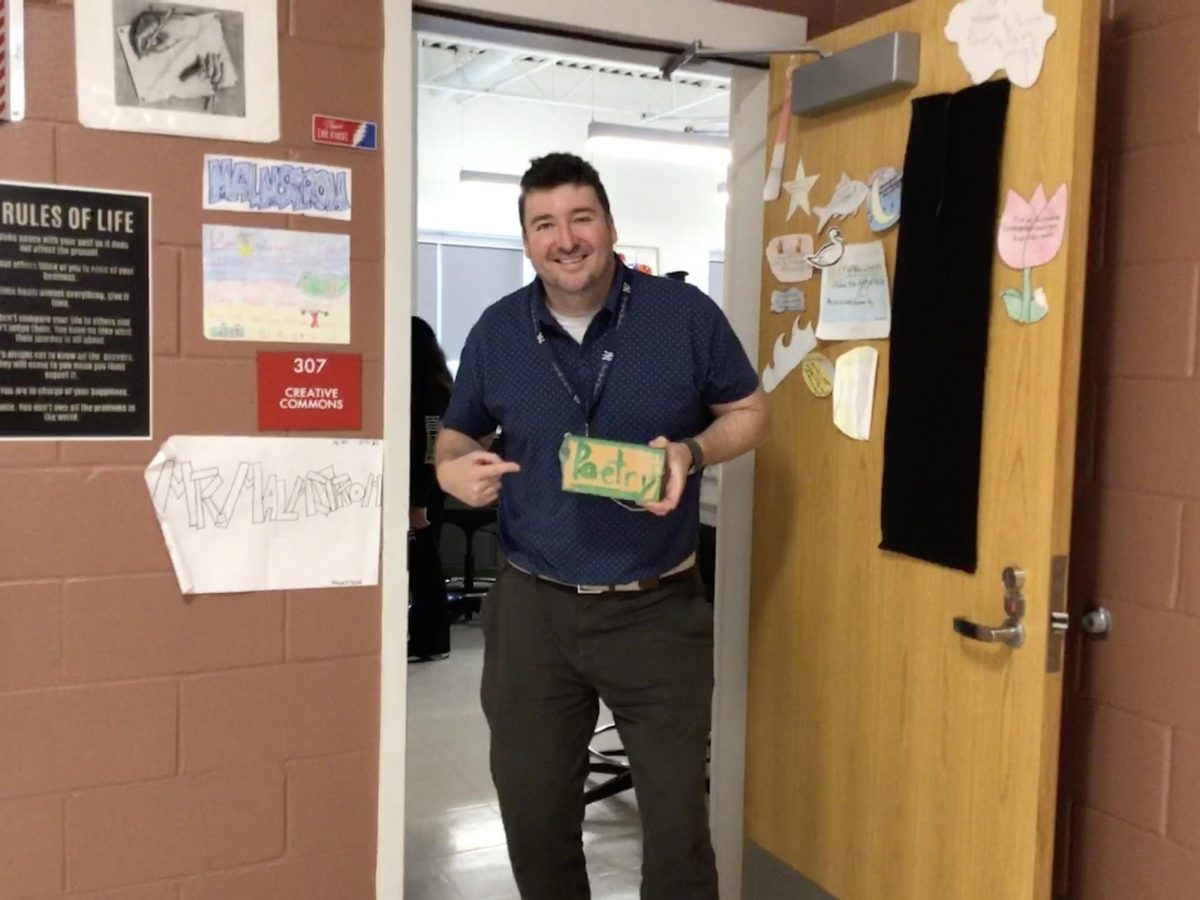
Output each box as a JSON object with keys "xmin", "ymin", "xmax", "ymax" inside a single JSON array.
[{"xmin": 744, "ymin": 2, "xmax": 1099, "ymax": 898}]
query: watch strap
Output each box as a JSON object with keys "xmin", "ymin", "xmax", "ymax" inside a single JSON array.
[{"xmin": 681, "ymin": 437, "xmax": 704, "ymax": 474}]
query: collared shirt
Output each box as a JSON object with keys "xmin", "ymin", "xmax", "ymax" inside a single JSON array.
[{"xmin": 443, "ymin": 260, "xmax": 758, "ymax": 585}]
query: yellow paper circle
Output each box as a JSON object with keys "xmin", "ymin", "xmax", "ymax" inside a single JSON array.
[{"xmin": 801, "ymin": 353, "xmax": 834, "ymax": 398}]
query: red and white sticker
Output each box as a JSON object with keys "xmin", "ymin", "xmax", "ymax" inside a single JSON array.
[
  {"xmin": 0, "ymin": 0, "xmax": 27, "ymax": 123},
  {"xmin": 312, "ymin": 114, "xmax": 377, "ymax": 151}
]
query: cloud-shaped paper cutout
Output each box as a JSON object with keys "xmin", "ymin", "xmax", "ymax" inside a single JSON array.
[{"xmin": 944, "ymin": 0, "xmax": 1057, "ymax": 90}]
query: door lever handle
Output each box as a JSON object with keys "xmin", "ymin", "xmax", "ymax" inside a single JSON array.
[
  {"xmin": 953, "ymin": 617, "xmax": 1025, "ymax": 648},
  {"xmin": 953, "ymin": 564, "xmax": 1027, "ymax": 649}
]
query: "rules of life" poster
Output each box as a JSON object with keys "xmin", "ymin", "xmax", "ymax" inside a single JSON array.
[{"xmin": 0, "ymin": 181, "xmax": 151, "ymax": 440}]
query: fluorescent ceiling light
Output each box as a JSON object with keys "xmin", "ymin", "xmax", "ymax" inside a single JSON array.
[
  {"xmin": 585, "ymin": 122, "xmax": 730, "ymax": 168},
  {"xmin": 459, "ymin": 169, "xmax": 521, "ymax": 188}
]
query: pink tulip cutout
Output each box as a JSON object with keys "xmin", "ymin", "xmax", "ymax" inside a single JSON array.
[{"xmin": 997, "ymin": 182, "xmax": 1067, "ymax": 324}]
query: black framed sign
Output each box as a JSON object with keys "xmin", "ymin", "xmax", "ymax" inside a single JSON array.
[{"xmin": 0, "ymin": 181, "xmax": 151, "ymax": 439}]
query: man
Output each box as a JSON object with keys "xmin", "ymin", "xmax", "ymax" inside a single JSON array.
[{"xmin": 436, "ymin": 153, "xmax": 768, "ymax": 899}]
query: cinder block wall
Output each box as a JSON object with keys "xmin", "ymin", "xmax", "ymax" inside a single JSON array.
[
  {"xmin": 0, "ymin": 2, "xmax": 385, "ymax": 897},
  {"xmin": 1063, "ymin": 0, "xmax": 1200, "ymax": 896}
]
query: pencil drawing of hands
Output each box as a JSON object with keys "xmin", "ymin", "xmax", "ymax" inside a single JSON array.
[{"xmin": 117, "ymin": 5, "xmax": 240, "ymax": 106}]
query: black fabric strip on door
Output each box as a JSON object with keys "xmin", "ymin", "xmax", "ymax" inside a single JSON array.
[{"xmin": 880, "ymin": 78, "xmax": 1012, "ymax": 573}]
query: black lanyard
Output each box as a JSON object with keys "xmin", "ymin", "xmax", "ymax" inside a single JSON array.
[{"xmin": 531, "ymin": 268, "xmax": 632, "ymax": 436}]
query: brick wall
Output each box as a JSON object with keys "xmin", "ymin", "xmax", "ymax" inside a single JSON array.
[
  {"xmin": 1062, "ymin": 0, "xmax": 1200, "ymax": 896},
  {"xmin": 719, "ymin": 0, "xmax": 905, "ymax": 36},
  {"xmin": 0, "ymin": 2, "xmax": 384, "ymax": 898}
]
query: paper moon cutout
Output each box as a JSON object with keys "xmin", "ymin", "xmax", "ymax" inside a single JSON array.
[{"xmin": 867, "ymin": 168, "xmax": 902, "ymax": 232}]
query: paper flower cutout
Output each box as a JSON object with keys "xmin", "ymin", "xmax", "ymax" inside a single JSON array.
[
  {"xmin": 997, "ymin": 183, "xmax": 1067, "ymax": 269},
  {"xmin": 997, "ymin": 182, "xmax": 1067, "ymax": 324},
  {"xmin": 944, "ymin": 0, "xmax": 1058, "ymax": 90}
]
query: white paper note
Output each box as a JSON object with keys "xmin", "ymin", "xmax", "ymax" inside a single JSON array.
[
  {"xmin": 770, "ymin": 287, "xmax": 806, "ymax": 314},
  {"xmin": 145, "ymin": 436, "xmax": 384, "ymax": 594},
  {"xmin": 833, "ymin": 347, "xmax": 879, "ymax": 441},
  {"xmin": 944, "ymin": 0, "xmax": 1058, "ymax": 89},
  {"xmin": 816, "ymin": 241, "xmax": 891, "ymax": 341},
  {"xmin": 765, "ymin": 234, "xmax": 815, "ymax": 283}
]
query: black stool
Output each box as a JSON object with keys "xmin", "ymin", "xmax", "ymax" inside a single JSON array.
[
  {"xmin": 442, "ymin": 504, "xmax": 497, "ymax": 622},
  {"xmin": 584, "ymin": 533, "xmax": 718, "ymax": 806},
  {"xmin": 586, "ymin": 723, "xmax": 633, "ymax": 804}
]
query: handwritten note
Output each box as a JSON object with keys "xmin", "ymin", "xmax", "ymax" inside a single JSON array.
[
  {"xmin": 560, "ymin": 435, "xmax": 664, "ymax": 502},
  {"xmin": 816, "ymin": 241, "xmax": 891, "ymax": 341},
  {"xmin": 765, "ymin": 234, "xmax": 815, "ymax": 283},
  {"xmin": 770, "ymin": 287, "xmax": 806, "ymax": 314},
  {"xmin": 833, "ymin": 347, "xmax": 879, "ymax": 441},
  {"xmin": 944, "ymin": 0, "xmax": 1058, "ymax": 89},
  {"xmin": 800, "ymin": 352, "xmax": 835, "ymax": 398}
]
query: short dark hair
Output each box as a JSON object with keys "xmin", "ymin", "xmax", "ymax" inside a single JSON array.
[{"xmin": 518, "ymin": 153, "xmax": 612, "ymax": 229}]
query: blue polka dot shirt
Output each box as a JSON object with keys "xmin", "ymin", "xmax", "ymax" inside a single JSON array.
[{"xmin": 442, "ymin": 260, "xmax": 759, "ymax": 585}]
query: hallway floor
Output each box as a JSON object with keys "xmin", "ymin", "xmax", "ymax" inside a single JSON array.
[{"xmin": 404, "ymin": 620, "xmax": 644, "ymax": 899}]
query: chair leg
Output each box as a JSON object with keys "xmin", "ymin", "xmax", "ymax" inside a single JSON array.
[
  {"xmin": 462, "ymin": 531, "xmax": 477, "ymax": 621},
  {"xmin": 585, "ymin": 723, "xmax": 633, "ymax": 806},
  {"xmin": 585, "ymin": 770, "xmax": 633, "ymax": 804}
]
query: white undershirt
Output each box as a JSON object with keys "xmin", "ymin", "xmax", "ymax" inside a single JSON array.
[{"xmin": 550, "ymin": 309, "xmax": 597, "ymax": 344}]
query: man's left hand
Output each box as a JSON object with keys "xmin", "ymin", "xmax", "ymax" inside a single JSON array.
[{"xmin": 641, "ymin": 436, "xmax": 691, "ymax": 516}]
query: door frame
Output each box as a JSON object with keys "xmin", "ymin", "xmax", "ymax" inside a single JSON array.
[{"xmin": 379, "ymin": 4, "xmax": 807, "ymax": 895}]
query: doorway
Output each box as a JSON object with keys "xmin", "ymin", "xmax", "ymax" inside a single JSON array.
[
  {"xmin": 378, "ymin": 4, "xmax": 814, "ymax": 897},
  {"xmin": 405, "ymin": 21, "xmax": 732, "ymax": 898}
]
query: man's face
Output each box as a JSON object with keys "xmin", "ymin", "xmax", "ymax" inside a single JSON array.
[{"xmin": 521, "ymin": 183, "xmax": 617, "ymax": 299}]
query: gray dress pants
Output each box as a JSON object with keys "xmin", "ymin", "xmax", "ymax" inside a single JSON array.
[{"xmin": 481, "ymin": 564, "xmax": 717, "ymax": 900}]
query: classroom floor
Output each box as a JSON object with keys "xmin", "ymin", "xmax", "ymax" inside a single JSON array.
[{"xmin": 404, "ymin": 619, "xmax": 644, "ymax": 899}]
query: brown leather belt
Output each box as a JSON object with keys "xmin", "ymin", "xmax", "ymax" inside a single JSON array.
[{"xmin": 509, "ymin": 553, "xmax": 697, "ymax": 595}]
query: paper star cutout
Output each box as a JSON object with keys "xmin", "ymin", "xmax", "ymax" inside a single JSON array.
[{"xmin": 782, "ymin": 157, "xmax": 820, "ymax": 221}]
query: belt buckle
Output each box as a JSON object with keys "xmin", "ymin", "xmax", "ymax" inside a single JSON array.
[{"xmin": 576, "ymin": 584, "xmax": 607, "ymax": 595}]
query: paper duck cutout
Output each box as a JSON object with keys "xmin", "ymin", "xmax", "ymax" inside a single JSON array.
[{"xmin": 805, "ymin": 227, "xmax": 845, "ymax": 269}]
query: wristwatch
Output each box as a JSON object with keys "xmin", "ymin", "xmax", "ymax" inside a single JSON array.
[{"xmin": 680, "ymin": 437, "xmax": 705, "ymax": 475}]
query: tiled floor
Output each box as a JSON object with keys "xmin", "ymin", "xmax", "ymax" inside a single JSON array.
[{"xmin": 404, "ymin": 620, "xmax": 644, "ymax": 899}]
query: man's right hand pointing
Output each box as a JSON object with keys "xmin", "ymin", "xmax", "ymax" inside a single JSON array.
[{"xmin": 437, "ymin": 451, "xmax": 521, "ymax": 508}]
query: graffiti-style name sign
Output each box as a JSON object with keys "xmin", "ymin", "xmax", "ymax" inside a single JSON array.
[{"xmin": 204, "ymin": 155, "xmax": 352, "ymax": 220}]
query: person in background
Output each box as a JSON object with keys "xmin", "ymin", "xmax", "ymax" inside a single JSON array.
[
  {"xmin": 408, "ymin": 316, "xmax": 453, "ymax": 662},
  {"xmin": 435, "ymin": 152, "xmax": 769, "ymax": 899}
]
